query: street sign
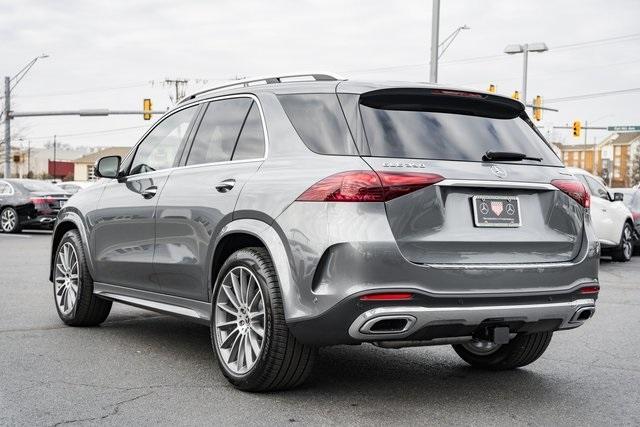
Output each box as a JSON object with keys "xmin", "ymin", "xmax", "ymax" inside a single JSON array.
[{"xmin": 607, "ymin": 125, "xmax": 640, "ymax": 132}]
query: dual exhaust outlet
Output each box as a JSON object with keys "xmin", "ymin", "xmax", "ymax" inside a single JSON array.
[{"xmin": 358, "ymin": 305, "xmax": 596, "ymax": 337}]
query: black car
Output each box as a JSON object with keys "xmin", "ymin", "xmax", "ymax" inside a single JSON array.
[{"xmin": 0, "ymin": 179, "xmax": 70, "ymax": 233}]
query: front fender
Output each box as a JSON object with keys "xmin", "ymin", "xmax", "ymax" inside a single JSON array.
[{"xmin": 209, "ymin": 218, "xmax": 303, "ymax": 321}]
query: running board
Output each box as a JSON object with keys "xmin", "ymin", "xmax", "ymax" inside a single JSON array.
[{"xmin": 93, "ymin": 282, "xmax": 211, "ymax": 325}]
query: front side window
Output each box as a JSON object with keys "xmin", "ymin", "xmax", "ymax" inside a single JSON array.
[
  {"xmin": 129, "ymin": 106, "xmax": 196, "ymax": 175},
  {"xmin": 187, "ymin": 98, "xmax": 253, "ymax": 166},
  {"xmin": 585, "ymin": 176, "xmax": 609, "ymax": 199}
]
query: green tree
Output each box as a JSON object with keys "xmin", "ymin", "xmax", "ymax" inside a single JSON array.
[{"xmin": 631, "ymin": 145, "xmax": 640, "ymax": 186}]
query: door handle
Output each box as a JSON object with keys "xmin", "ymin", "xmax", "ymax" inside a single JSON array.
[
  {"xmin": 141, "ymin": 186, "xmax": 158, "ymax": 199},
  {"xmin": 215, "ymin": 179, "xmax": 236, "ymax": 193}
]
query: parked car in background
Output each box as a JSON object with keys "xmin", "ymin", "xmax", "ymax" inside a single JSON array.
[
  {"xmin": 56, "ymin": 181, "xmax": 96, "ymax": 195},
  {"xmin": 568, "ymin": 168, "xmax": 636, "ymax": 261},
  {"xmin": 50, "ymin": 75, "xmax": 599, "ymax": 391},
  {"xmin": 0, "ymin": 179, "xmax": 70, "ymax": 233},
  {"xmin": 617, "ymin": 187, "xmax": 640, "ymax": 254}
]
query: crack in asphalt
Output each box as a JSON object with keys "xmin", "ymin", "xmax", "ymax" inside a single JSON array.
[{"xmin": 51, "ymin": 391, "xmax": 155, "ymax": 426}]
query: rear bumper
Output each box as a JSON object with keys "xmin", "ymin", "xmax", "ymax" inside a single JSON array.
[{"xmin": 288, "ymin": 288, "xmax": 597, "ymax": 346}]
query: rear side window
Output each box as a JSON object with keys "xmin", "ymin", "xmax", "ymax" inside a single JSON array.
[
  {"xmin": 278, "ymin": 94, "xmax": 357, "ymax": 155},
  {"xmin": 187, "ymin": 98, "xmax": 253, "ymax": 165},
  {"xmin": 232, "ymin": 102, "xmax": 265, "ymax": 161},
  {"xmin": 359, "ymin": 93, "xmax": 561, "ymax": 166}
]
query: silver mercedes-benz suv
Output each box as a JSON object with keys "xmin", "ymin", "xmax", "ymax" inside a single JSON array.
[{"xmin": 49, "ymin": 73, "xmax": 599, "ymax": 391}]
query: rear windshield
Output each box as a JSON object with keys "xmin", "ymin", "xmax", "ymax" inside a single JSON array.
[
  {"xmin": 18, "ymin": 180, "xmax": 64, "ymax": 193},
  {"xmin": 359, "ymin": 104, "xmax": 561, "ymax": 166}
]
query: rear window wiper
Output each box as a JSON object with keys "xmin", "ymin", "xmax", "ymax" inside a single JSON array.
[{"xmin": 482, "ymin": 150, "xmax": 542, "ymax": 162}]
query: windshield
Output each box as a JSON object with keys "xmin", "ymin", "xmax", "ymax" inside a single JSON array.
[
  {"xmin": 19, "ymin": 180, "xmax": 65, "ymax": 193},
  {"xmin": 359, "ymin": 105, "xmax": 561, "ymax": 166}
]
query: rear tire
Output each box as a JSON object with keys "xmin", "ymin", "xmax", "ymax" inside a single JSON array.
[
  {"xmin": 53, "ymin": 229, "xmax": 112, "ymax": 326},
  {"xmin": 1, "ymin": 207, "xmax": 21, "ymax": 233},
  {"xmin": 211, "ymin": 247, "xmax": 316, "ymax": 391},
  {"xmin": 611, "ymin": 223, "xmax": 633, "ymax": 262},
  {"xmin": 453, "ymin": 331, "xmax": 552, "ymax": 370}
]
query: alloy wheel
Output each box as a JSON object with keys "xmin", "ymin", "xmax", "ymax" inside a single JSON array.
[
  {"xmin": 214, "ymin": 266, "xmax": 266, "ymax": 375},
  {"xmin": 462, "ymin": 339, "xmax": 501, "ymax": 355},
  {"xmin": 1, "ymin": 208, "xmax": 17, "ymax": 232},
  {"xmin": 622, "ymin": 225, "xmax": 633, "ymax": 260},
  {"xmin": 54, "ymin": 242, "xmax": 80, "ymax": 315}
]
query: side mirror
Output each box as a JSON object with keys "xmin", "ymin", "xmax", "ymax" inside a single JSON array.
[
  {"xmin": 94, "ymin": 156, "xmax": 122, "ymax": 179},
  {"xmin": 613, "ymin": 192, "xmax": 624, "ymax": 202}
]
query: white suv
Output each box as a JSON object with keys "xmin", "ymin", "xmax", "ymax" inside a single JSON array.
[{"xmin": 568, "ymin": 167, "xmax": 635, "ymax": 261}]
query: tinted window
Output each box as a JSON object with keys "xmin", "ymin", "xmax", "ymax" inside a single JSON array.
[
  {"xmin": 232, "ymin": 102, "xmax": 265, "ymax": 161},
  {"xmin": 359, "ymin": 105, "xmax": 561, "ymax": 165},
  {"xmin": 130, "ymin": 106, "xmax": 196, "ymax": 175},
  {"xmin": 278, "ymin": 94, "xmax": 357, "ymax": 155},
  {"xmin": 187, "ymin": 98, "xmax": 252, "ymax": 165},
  {"xmin": 584, "ymin": 176, "xmax": 609, "ymax": 199},
  {"xmin": 18, "ymin": 180, "xmax": 64, "ymax": 193},
  {"xmin": 0, "ymin": 182, "xmax": 11, "ymax": 195}
]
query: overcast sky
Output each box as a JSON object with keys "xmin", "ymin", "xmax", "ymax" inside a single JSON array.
[{"xmin": 2, "ymin": 0, "xmax": 639, "ymax": 150}]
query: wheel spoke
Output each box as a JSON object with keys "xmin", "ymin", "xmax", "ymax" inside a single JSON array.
[
  {"xmin": 222, "ymin": 284, "xmax": 240, "ymax": 309},
  {"xmin": 217, "ymin": 302, "xmax": 238, "ymax": 317},
  {"xmin": 250, "ymin": 322, "xmax": 264, "ymax": 338},
  {"xmin": 216, "ymin": 320, "xmax": 237, "ymax": 329},
  {"xmin": 221, "ymin": 328, "xmax": 240, "ymax": 349},
  {"xmin": 244, "ymin": 333, "xmax": 253, "ymax": 366},
  {"xmin": 248, "ymin": 329, "xmax": 261, "ymax": 355},
  {"xmin": 230, "ymin": 272, "xmax": 242, "ymax": 306}
]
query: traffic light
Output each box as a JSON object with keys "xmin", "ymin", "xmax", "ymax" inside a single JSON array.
[
  {"xmin": 511, "ymin": 90, "xmax": 520, "ymax": 100},
  {"xmin": 533, "ymin": 95, "xmax": 543, "ymax": 121},
  {"xmin": 143, "ymin": 98, "xmax": 152, "ymax": 120},
  {"xmin": 488, "ymin": 84, "xmax": 496, "ymax": 93},
  {"xmin": 12, "ymin": 154, "xmax": 21, "ymax": 163},
  {"xmin": 573, "ymin": 120, "xmax": 581, "ymax": 137}
]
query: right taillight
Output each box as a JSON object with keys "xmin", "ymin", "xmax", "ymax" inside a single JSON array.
[
  {"xmin": 31, "ymin": 197, "xmax": 52, "ymax": 213},
  {"xmin": 296, "ymin": 171, "xmax": 444, "ymax": 202},
  {"xmin": 551, "ymin": 179, "xmax": 590, "ymax": 208}
]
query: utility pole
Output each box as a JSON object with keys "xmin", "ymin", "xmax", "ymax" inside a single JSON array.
[
  {"xmin": 521, "ymin": 45, "xmax": 529, "ymax": 104},
  {"xmin": 27, "ymin": 140, "xmax": 31, "ymax": 178},
  {"xmin": 3, "ymin": 76, "xmax": 11, "ymax": 178},
  {"xmin": 583, "ymin": 120, "xmax": 589, "ymax": 171},
  {"xmin": 164, "ymin": 78, "xmax": 189, "ymax": 103},
  {"xmin": 429, "ymin": 0, "xmax": 440, "ymax": 83},
  {"xmin": 53, "ymin": 135, "xmax": 56, "ymax": 181}
]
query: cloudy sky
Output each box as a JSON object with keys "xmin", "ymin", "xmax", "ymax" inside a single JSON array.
[{"xmin": 2, "ymin": 0, "xmax": 639, "ymax": 150}]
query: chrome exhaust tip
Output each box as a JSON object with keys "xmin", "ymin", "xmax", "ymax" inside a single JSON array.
[
  {"xmin": 570, "ymin": 306, "xmax": 595, "ymax": 323},
  {"xmin": 359, "ymin": 315, "xmax": 416, "ymax": 335}
]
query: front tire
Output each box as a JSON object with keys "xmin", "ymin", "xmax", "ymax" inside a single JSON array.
[
  {"xmin": 211, "ymin": 247, "xmax": 316, "ymax": 391},
  {"xmin": 53, "ymin": 230, "xmax": 112, "ymax": 326},
  {"xmin": 1, "ymin": 207, "xmax": 21, "ymax": 233},
  {"xmin": 453, "ymin": 331, "xmax": 552, "ymax": 370},
  {"xmin": 611, "ymin": 223, "xmax": 633, "ymax": 262}
]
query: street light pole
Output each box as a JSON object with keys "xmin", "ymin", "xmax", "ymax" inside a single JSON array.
[
  {"xmin": 3, "ymin": 76, "xmax": 11, "ymax": 178},
  {"xmin": 429, "ymin": 0, "xmax": 440, "ymax": 83},
  {"xmin": 521, "ymin": 44, "xmax": 529, "ymax": 104}
]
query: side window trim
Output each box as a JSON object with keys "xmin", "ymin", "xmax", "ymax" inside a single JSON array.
[
  {"xmin": 180, "ymin": 94, "xmax": 267, "ymax": 168},
  {"xmin": 230, "ymin": 101, "xmax": 256, "ymax": 161},
  {"xmin": 124, "ymin": 104, "xmax": 200, "ymax": 177}
]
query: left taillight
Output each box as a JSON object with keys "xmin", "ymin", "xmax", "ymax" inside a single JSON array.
[
  {"xmin": 296, "ymin": 171, "xmax": 444, "ymax": 202},
  {"xmin": 551, "ymin": 179, "xmax": 590, "ymax": 208},
  {"xmin": 31, "ymin": 197, "xmax": 52, "ymax": 212}
]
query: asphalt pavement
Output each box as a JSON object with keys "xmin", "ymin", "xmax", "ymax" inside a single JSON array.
[{"xmin": 1, "ymin": 232, "xmax": 639, "ymax": 426}]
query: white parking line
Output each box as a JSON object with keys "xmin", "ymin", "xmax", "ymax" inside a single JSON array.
[{"xmin": 0, "ymin": 234, "xmax": 32, "ymax": 239}]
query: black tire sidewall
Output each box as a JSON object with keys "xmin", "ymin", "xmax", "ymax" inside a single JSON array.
[{"xmin": 211, "ymin": 249, "xmax": 276, "ymax": 386}]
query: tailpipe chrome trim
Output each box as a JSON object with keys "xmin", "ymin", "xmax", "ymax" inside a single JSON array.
[
  {"xmin": 570, "ymin": 306, "xmax": 595, "ymax": 323},
  {"xmin": 359, "ymin": 315, "xmax": 416, "ymax": 335}
]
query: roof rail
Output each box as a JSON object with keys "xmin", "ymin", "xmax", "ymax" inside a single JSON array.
[{"xmin": 178, "ymin": 72, "xmax": 345, "ymax": 104}]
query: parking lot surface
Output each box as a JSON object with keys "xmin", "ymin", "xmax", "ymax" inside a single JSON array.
[{"xmin": 1, "ymin": 231, "xmax": 639, "ymax": 426}]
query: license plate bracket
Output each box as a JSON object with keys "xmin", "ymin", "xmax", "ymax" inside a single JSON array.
[{"xmin": 472, "ymin": 195, "xmax": 521, "ymax": 228}]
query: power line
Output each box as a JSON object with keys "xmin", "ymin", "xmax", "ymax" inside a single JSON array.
[
  {"xmin": 546, "ymin": 87, "xmax": 640, "ymax": 103},
  {"xmin": 27, "ymin": 125, "xmax": 148, "ymax": 140}
]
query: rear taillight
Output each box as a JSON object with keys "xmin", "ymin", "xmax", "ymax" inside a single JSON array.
[
  {"xmin": 360, "ymin": 292, "xmax": 414, "ymax": 301},
  {"xmin": 551, "ymin": 179, "xmax": 590, "ymax": 208},
  {"xmin": 31, "ymin": 197, "xmax": 52, "ymax": 212},
  {"xmin": 579, "ymin": 284, "xmax": 600, "ymax": 295},
  {"xmin": 296, "ymin": 171, "xmax": 444, "ymax": 202}
]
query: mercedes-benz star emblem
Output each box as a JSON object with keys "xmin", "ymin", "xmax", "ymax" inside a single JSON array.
[
  {"xmin": 490, "ymin": 165, "xmax": 507, "ymax": 179},
  {"xmin": 480, "ymin": 202, "xmax": 489, "ymax": 215},
  {"xmin": 506, "ymin": 203, "xmax": 515, "ymax": 215}
]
